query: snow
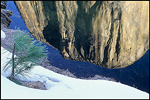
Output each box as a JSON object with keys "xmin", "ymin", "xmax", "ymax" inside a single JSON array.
[
  {"xmin": 1, "ymin": 33, "xmax": 149, "ymax": 99},
  {"xmin": 1, "ymin": 30, "xmax": 6, "ymax": 39}
]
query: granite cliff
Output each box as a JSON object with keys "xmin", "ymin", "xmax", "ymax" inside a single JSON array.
[{"xmin": 15, "ymin": 1, "xmax": 149, "ymax": 68}]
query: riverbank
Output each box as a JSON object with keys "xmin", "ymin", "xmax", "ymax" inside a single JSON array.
[{"xmin": 1, "ymin": 1, "xmax": 115, "ymax": 90}]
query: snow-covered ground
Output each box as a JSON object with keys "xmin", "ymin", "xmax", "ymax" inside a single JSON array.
[
  {"xmin": 1, "ymin": 30, "xmax": 149, "ymax": 99},
  {"xmin": 1, "ymin": 30, "xmax": 6, "ymax": 39}
]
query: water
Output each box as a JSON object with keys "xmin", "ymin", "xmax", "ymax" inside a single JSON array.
[{"xmin": 6, "ymin": 1, "xmax": 149, "ymax": 93}]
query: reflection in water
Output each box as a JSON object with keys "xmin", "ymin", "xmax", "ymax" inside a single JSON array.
[
  {"xmin": 7, "ymin": 1, "xmax": 149, "ymax": 93},
  {"xmin": 15, "ymin": 1, "xmax": 149, "ymax": 68}
]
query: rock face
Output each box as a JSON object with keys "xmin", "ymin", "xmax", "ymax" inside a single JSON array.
[
  {"xmin": 15, "ymin": 1, "xmax": 149, "ymax": 68},
  {"xmin": 1, "ymin": 1, "xmax": 13, "ymax": 28}
]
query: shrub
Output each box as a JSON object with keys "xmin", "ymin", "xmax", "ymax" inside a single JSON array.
[{"xmin": 3, "ymin": 28, "xmax": 48, "ymax": 79}]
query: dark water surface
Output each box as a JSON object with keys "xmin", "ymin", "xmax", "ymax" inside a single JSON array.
[{"xmin": 6, "ymin": 1, "xmax": 149, "ymax": 93}]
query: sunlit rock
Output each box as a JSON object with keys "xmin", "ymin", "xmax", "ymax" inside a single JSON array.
[{"xmin": 15, "ymin": 1, "xmax": 149, "ymax": 68}]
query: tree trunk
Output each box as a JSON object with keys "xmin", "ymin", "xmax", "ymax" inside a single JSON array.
[{"xmin": 11, "ymin": 43, "xmax": 15, "ymax": 79}]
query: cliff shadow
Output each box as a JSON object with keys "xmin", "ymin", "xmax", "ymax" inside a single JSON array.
[
  {"xmin": 42, "ymin": 1, "xmax": 61, "ymax": 50},
  {"xmin": 74, "ymin": 1, "xmax": 103, "ymax": 60}
]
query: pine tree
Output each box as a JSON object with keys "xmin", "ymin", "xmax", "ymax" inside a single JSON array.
[{"xmin": 3, "ymin": 28, "xmax": 48, "ymax": 79}]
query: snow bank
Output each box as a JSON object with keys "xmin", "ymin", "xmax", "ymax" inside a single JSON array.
[
  {"xmin": 1, "ymin": 47, "xmax": 12, "ymax": 77},
  {"xmin": 1, "ymin": 41, "xmax": 149, "ymax": 99}
]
